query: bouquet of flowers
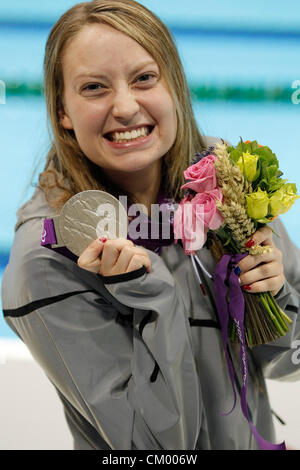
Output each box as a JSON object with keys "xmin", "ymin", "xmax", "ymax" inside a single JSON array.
[{"xmin": 174, "ymin": 139, "xmax": 299, "ymax": 347}]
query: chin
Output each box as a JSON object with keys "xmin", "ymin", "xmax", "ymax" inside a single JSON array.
[{"xmin": 116, "ymin": 155, "xmax": 160, "ymax": 173}]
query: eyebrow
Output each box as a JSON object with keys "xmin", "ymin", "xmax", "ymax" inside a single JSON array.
[{"xmin": 73, "ymin": 60, "xmax": 159, "ymax": 84}]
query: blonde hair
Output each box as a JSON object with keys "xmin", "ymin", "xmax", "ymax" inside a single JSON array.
[{"xmin": 40, "ymin": 0, "xmax": 206, "ymax": 209}]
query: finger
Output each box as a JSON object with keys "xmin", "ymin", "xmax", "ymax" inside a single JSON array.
[
  {"xmin": 77, "ymin": 238, "xmax": 105, "ymax": 273},
  {"xmin": 100, "ymin": 238, "xmax": 134, "ymax": 272},
  {"xmin": 125, "ymin": 254, "xmax": 152, "ymax": 274},
  {"xmin": 102, "ymin": 245, "xmax": 149, "ymax": 276},
  {"xmin": 115, "ymin": 245, "xmax": 150, "ymax": 271},
  {"xmin": 239, "ymin": 261, "xmax": 283, "ymax": 287},
  {"xmin": 245, "ymin": 226, "xmax": 274, "ymax": 249},
  {"xmin": 241, "ymin": 273, "xmax": 285, "ymax": 295},
  {"xmin": 237, "ymin": 247, "xmax": 282, "ymax": 274}
]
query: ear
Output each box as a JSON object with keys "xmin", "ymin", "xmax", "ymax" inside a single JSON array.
[{"xmin": 58, "ymin": 108, "xmax": 73, "ymax": 130}]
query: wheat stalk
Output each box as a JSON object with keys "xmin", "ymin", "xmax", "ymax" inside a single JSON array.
[
  {"xmin": 214, "ymin": 143, "xmax": 245, "ymax": 199},
  {"xmin": 216, "ymin": 200, "xmax": 255, "ymax": 250},
  {"xmin": 214, "ymin": 143, "xmax": 256, "ymax": 250}
]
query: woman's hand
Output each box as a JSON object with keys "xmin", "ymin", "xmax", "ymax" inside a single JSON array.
[
  {"xmin": 77, "ymin": 238, "xmax": 152, "ymax": 276},
  {"xmin": 236, "ymin": 226, "xmax": 285, "ymax": 296}
]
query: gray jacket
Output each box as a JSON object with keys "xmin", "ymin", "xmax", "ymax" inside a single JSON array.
[{"xmin": 2, "ymin": 138, "xmax": 300, "ymax": 450}]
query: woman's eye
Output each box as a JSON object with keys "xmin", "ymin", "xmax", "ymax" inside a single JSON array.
[
  {"xmin": 82, "ymin": 83, "xmax": 103, "ymax": 92},
  {"xmin": 136, "ymin": 74, "xmax": 156, "ymax": 84}
]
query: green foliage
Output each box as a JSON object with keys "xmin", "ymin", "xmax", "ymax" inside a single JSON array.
[{"xmin": 227, "ymin": 138, "xmax": 287, "ymax": 193}]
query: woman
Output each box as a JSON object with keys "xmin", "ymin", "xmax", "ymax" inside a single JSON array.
[{"xmin": 2, "ymin": 0, "xmax": 300, "ymax": 450}]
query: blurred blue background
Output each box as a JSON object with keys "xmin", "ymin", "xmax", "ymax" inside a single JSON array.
[{"xmin": 1, "ymin": 0, "xmax": 300, "ymax": 338}]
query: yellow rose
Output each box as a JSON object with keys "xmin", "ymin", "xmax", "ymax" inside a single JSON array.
[
  {"xmin": 245, "ymin": 188, "xmax": 269, "ymax": 220},
  {"xmin": 269, "ymin": 184, "xmax": 300, "ymax": 216},
  {"xmin": 237, "ymin": 151, "xmax": 259, "ymax": 182}
]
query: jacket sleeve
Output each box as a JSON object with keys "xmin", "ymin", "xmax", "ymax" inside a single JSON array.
[
  {"xmin": 2, "ymin": 221, "xmax": 201, "ymax": 450},
  {"xmin": 251, "ymin": 217, "xmax": 300, "ymax": 381},
  {"xmin": 103, "ymin": 250, "xmax": 202, "ymax": 450}
]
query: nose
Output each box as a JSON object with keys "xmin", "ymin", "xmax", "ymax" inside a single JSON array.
[{"xmin": 111, "ymin": 85, "xmax": 140, "ymax": 123}]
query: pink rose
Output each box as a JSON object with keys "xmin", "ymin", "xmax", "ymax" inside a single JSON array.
[
  {"xmin": 192, "ymin": 189, "xmax": 224, "ymax": 230},
  {"xmin": 181, "ymin": 155, "xmax": 217, "ymax": 193},
  {"xmin": 173, "ymin": 196, "xmax": 208, "ymax": 254},
  {"xmin": 174, "ymin": 189, "xmax": 224, "ymax": 254}
]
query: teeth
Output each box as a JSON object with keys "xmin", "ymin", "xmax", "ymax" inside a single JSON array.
[{"xmin": 110, "ymin": 126, "xmax": 151, "ymax": 143}]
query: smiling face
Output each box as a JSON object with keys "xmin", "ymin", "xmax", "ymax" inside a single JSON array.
[{"xmin": 60, "ymin": 23, "xmax": 177, "ymax": 186}]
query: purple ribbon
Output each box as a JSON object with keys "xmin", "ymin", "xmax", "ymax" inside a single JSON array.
[
  {"xmin": 40, "ymin": 218, "xmax": 57, "ymax": 245},
  {"xmin": 127, "ymin": 188, "xmax": 175, "ymax": 255},
  {"xmin": 40, "ymin": 218, "xmax": 78, "ymax": 262},
  {"xmin": 214, "ymin": 253, "xmax": 286, "ymax": 450}
]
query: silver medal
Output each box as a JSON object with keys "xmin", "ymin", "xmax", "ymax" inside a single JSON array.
[{"xmin": 52, "ymin": 190, "xmax": 128, "ymax": 257}]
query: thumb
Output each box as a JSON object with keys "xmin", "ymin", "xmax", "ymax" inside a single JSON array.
[{"xmin": 78, "ymin": 238, "xmax": 105, "ymax": 267}]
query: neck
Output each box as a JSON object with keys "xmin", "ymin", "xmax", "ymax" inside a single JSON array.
[{"xmin": 105, "ymin": 160, "xmax": 162, "ymax": 217}]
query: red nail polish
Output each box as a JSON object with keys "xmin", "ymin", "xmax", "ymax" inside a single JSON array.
[
  {"xmin": 99, "ymin": 237, "xmax": 107, "ymax": 243},
  {"xmin": 242, "ymin": 285, "xmax": 252, "ymax": 291},
  {"xmin": 246, "ymin": 239, "xmax": 255, "ymax": 249}
]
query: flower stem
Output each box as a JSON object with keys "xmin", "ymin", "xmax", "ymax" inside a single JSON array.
[
  {"xmin": 265, "ymin": 292, "xmax": 289, "ymax": 332},
  {"xmin": 228, "ymin": 238, "xmax": 240, "ymax": 254},
  {"xmin": 259, "ymin": 293, "xmax": 285, "ymax": 337},
  {"xmin": 278, "ymin": 307, "xmax": 293, "ymax": 326},
  {"xmin": 247, "ymin": 326, "xmax": 253, "ymax": 347},
  {"xmin": 268, "ymin": 293, "xmax": 293, "ymax": 325},
  {"xmin": 230, "ymin": 320, "xmax": 236, "ymax": 342}
]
